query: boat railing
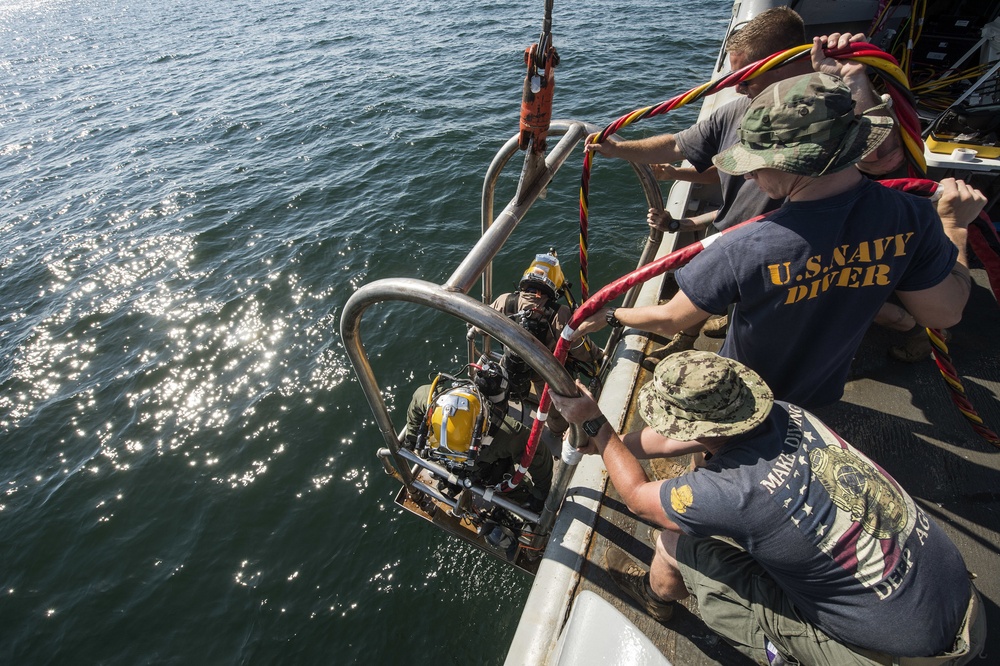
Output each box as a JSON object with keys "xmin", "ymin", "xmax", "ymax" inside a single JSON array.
[{"xmin": 474, "ymin": 120, "xmax": 668, "ymax": 364}]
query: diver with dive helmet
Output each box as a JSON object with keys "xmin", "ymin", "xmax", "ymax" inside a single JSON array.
[
  {"xmin": 403, "ymin": 356, "xmax": 552, "ymax": 512},
  {"xmin": 484, "ymin": 250, "xmax": 603, "ymax": 452},
  {"xmin": 398, "ymin": 251, "xmax": 599, "ymax": 556}
]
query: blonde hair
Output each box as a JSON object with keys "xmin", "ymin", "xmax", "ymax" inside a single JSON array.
[{"xmin": 726, "ymin": 7, "xmax": 806, "ymax": 61}]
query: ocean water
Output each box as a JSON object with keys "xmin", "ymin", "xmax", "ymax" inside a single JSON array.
[{"xmin": 0, "ymin": 0, "xmax": 727, "ymax": 663}]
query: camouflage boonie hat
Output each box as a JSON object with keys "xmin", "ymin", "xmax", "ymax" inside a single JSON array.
[
  {"xmin": 637, "ymin": 350, "xmax": 773, "ymax": 440},
  {"xmin": 712, "ymin": 72, "xmax": 894, "ymax": 177}
]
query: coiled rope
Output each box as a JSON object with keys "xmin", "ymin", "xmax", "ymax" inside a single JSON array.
[{"xmin": 877, "ymin": 178, "xmax": 1000, "ymax": 447}]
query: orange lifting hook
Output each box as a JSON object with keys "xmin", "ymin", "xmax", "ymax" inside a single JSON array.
[{"xmin": 519, "ymin": 42, "xmax": 559, "ymax": 154}]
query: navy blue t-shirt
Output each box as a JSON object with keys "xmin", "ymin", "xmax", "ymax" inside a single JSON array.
[
  {"xmin": 660, "ymin": 403, "xmax": 969, "ymax": 655},
  {"xmin": 675, "ymin": 179, "xmax": 957, "ymax": 407}
]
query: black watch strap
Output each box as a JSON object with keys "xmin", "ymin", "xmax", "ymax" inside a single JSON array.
[
  {"xmin": 605, "ymin": 308, "xmax": 622, "ymax": 329},
  {"xmin": 583, "ymin": 414, "xmax": 609, "ymax": 437}
]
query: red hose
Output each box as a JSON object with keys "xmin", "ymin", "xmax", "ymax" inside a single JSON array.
[{"xmin": 499, "ymin": 218, "xmax": 755, "ymax": 492}]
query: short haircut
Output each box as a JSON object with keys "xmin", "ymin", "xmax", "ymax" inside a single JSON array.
[{"xmin": 726, "ymin": 7, "xmax": 807, "ymax": 61}]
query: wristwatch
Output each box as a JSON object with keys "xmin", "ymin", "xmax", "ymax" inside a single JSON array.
[
  {"xmin": 605, "ymin": 308, "xmax": 622, "ymax": 329},
  {"xmin": 582, "ymin": 414, "xmax": 608, "ymax": 437}
]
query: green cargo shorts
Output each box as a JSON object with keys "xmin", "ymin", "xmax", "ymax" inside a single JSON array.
[{"xmin": 673, "ymin": 534, "xmax": 975, "ymax": 666}]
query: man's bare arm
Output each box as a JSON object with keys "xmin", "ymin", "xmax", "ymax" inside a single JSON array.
[
  {"xmin": 812, "ymin": 32, "xmax": 904, "ymax": 175},
  {"xmin": 549, "ymin": 382, "xmax": 681, "ymax": 531},
  {"xmin": 612, "ymin": 291, "xmax": 712, "ymax": 338},
  {"xmin": 622, "ymin": 428, "xmax": 708, "ymax": 459},
  {"xmin": 653, "ymin": 163, "xmax": 720, "ymax": 184},
  {"xmin": 897, "ymin": 178, "xmax": 985, "ymax": 328},
  {"xmin": 648, "ymin": 208, "xmax": 718, "ymax": 234},
  {"xmin": 584, "ymin": 132, "xmax": 687, "ymax": 165},
  {"xmin": 571, "ymin": 288, "xmax": 712, "ymax": 340}
]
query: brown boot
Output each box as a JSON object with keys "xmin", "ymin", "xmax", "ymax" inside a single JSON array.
[
  {"xmin": 889, "ymin": 328, "xmax": 950, "ymax": 363},
  {"xmin": 642, "ymin": 331, "xmax": 698, "ymax": 372},
  {"xmin": 605, "ymin": 547, "xmax": 675, "ymax": 622},
  {"xmin": 703, "ymin": 314, "xmax": 729, "ymax": 339}
]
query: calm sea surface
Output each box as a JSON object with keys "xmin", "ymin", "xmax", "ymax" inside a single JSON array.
[{"xmin": 0, "ymin": 0, "xmax": 727, "ymax": 663}]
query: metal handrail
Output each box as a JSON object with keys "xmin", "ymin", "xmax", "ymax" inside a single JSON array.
[
  {"xmin": 384, "ymin": 447, "xmax": 542, "ymax": 524},
  {"xmin": 474, "ymin": 120, "xmax": 667, "ymax": 374},
  {"xmin": 340, "ymin": 117, "xmax": 675, "ymax": 548}
]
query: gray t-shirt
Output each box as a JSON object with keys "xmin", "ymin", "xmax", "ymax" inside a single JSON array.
[
  {"xmin": 674, "ymin": 96, "xmax": 782, "ymax": 230},
  {"xmin": 660, "ymin": 402, "xmax": 968, "ymax": 655}
]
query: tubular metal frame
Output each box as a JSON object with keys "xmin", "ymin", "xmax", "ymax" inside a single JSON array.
[{"xmin": 340, "ymin": 119, "xmax": 667, "ymax": 552}]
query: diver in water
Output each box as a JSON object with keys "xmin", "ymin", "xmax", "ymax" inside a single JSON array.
[
  {"xmin": 487, "ymin": 251, "xmax": 602, "ymax": 450},
  {"xmin": 403, "ymin": 357, "xmax": 552, "ymax": 511}
]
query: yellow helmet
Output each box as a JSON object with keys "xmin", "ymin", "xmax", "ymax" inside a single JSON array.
[
  {"xmin": 519, "ymin": 252, "xmax": 564, "ymax": 300},
  {"xmin": 428, "ymin": 386, "xmax": 489, "ymax": 458}
]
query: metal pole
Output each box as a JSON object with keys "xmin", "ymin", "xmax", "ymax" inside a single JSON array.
[{"xmin": 445, "ymin": 121, "xmax": 589, "ymax": 294}]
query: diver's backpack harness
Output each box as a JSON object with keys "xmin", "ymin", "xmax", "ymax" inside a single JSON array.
[{"xmin": 417, "ymin": 374, "xmax": 490, "ymax": 469}]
